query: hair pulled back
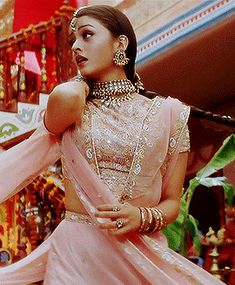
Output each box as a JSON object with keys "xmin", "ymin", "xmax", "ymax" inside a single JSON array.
[{"xmin": 72, "ymin": 5, "xmax": 137, "ymax": 85}]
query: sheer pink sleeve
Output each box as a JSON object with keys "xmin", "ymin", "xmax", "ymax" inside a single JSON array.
[{"xmin": 0, "ymin": 124, "xmax": 60, "ymax": 203}]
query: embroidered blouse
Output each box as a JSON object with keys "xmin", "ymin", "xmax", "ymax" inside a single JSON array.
[{"xmin": 66, "ymin": 94, "xmax": 190, "ymax": 206}]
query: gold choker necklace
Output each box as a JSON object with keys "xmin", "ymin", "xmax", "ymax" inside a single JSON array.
[{"xmin": 91, "ymin": 79, "xmax": 136, "ymax": 108}]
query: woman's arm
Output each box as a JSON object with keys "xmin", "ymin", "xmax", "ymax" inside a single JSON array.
[
  {"xmin": 156, "ymin": 151, "xmax": 188, "ymax": 224},
  {"xmin": 44, "ymin": 80, "xmax": 89, "ymax": 135},
  {"xmin": 95, "ymin": 152, "xmax": 188, "ymax": 235}
]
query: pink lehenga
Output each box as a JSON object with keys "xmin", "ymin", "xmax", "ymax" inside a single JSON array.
[{"xmin": 0, "ymin": 95, "xmax": 225, "ymax": 284}]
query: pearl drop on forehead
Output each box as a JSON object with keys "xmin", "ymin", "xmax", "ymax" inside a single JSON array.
[{"xmin": 70, "ymin": 17, "xmax": 78, "ymax": 31}]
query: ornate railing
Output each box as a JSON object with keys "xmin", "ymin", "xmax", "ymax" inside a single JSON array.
[
  {"xmin": 0, "ymin": 2, "xmax": 76, "ymax": 113},
  {"xmin": 0, "ymin": 2, "xmax": 77, "ymax": 265}
]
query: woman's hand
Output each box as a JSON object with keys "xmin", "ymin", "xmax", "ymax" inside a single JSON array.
[{"xmin": 95, "ymin": 204, "xmax": 141, "ymax": 235}]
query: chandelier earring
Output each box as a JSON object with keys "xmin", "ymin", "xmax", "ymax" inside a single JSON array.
[{"xmin": 113, "ymin": 49, "xmax": 129, "ymax": 66}]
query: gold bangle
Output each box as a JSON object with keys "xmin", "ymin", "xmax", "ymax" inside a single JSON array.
[
  {"xmin": 151, "ymin": 208, "xmax": 161, "ymax": 232},
  {"xmin": 138, "ymin": 207, "xmax": 167, "ymax": 233},
  {"xmin": 138, "ymin": 207, "xmax": 147, "ymax": 232},
  {"xmin": 145, "ymin": 207, "xmax": 154, "ymax": 232},
  {"xmin": 151, "ymin": 208, "xmax": 167, "ymax": 232}
]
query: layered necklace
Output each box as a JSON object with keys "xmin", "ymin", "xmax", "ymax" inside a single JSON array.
[{"xmin": 90, "ymin": 79, "xmax": 136, "ymax": 108}]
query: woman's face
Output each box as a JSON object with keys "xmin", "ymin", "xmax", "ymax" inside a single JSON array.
[{"xmin": 70, "ymin": 15, "xmax": 120, "ymax": 82}]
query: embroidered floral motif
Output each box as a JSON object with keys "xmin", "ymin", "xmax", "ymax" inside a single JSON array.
[
  {"xmin": 168, "ymin": 106, "xmax": 190, "ymax": 156},
  {"xmin": 161, "ymin": 105, "xmax": 190, "ymax": 176},
  {"xmin": 119, "ymin": 97, "xmax": 163, "ymax": 202},
  {"xmin": 73, "ymin": 96, "xmax": 154, "ymax": 200},
  {"xmin": 68, "ymin": 96, "xmax": 190, "ymax": 203}
]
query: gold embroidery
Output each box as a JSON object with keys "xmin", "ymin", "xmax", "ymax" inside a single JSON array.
[
  {"xmin": 70, "ymin": 96, "xmax": 190, "ymax": 203},
  {"xmin": 73, "ymin": 96, "xmax": 155, "ymax": 201},
  {"xmin": 179, "ymin": 124, "xmax": 190, "ymax": 153},
  {"xmin": 161, "ymin": 105, "xmax": 190, "ymax": 176},
  {"xmin": 65, "ymin": 210, "xmax": 95, "ymax": 225},
  {"xmin": 143, "ymin": 235, "xmax": 204, "ymax": 285},
  {"xmin": 168, "ymin": 105, "xmax": 190, "ymax": 156},
  {"xmin": 119, "ymin": 97, "xmax": 163, "ymax": 203}
]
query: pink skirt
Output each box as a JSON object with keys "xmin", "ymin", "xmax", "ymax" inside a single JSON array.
[
  {"xmin": 43, "ymin": 213, "xmax": 150, "ymax": 285},
  {"xmin": 42, "ymin": 212, "xmax": 225, "ymax": 285},
  {"xmin": 0, "ymin": 211, "xmax": 225, "ymax": 285}
]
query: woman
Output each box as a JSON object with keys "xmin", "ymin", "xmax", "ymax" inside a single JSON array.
[{"xmin": 0, "ymin": 5, "xmax": 225, "ymax": 285}]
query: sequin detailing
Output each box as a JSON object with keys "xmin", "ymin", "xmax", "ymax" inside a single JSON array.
[
  {"xmin": 161, "ymin": 105, "xmax": 190, "ymax": 176},
  {"xmin": 119, "ymin": 98, "xmax": 163, "ymax": 202},
  {"xmin": 179, "ymin": 125, "xmax": 190, "ymax": 153},
  {"xmin": 65, "ymin": 211, "xmax": 95, "ymax": 225},
  {"xmin": 73, "ymin": 96, "xmax": 153, "ymax": 200},
  {"xmin": 168, "ymin": 106, "xmax": 190, "ymax": 156},
  {"xmin": 70, "ymin": 95, "xmax": 190, "ymax": 203},
  {"xmin": 143, "ymin": 235, "xmax": 204, "ymax": 285}
]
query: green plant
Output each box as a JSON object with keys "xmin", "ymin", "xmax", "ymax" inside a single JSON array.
[{"xmin": 163, "ymin": 134, "xmax": 235, "ymax": 256}]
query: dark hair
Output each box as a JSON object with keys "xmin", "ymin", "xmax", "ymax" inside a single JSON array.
[{"xmin": 72, "ymin": 5, "xmax": 137, "ymax": 85}]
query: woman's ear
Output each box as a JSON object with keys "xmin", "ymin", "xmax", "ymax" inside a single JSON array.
[
  {"xmin": 113, "ymin": 35, "xmax": 130, "ymax": 67},
  {"xmin": 117, "ymin": 35, "xmax": 129, "ymax": 51}
]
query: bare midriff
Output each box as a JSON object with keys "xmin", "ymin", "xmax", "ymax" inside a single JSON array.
[{"xmin": 64, "ymin": 178, "xmax": 88, "ymax": 214}]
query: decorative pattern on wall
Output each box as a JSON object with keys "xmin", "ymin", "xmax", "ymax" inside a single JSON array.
[
  {"xmin": 136, "ymin": 0, "xmax": 234, "ymax": 65},
  {"xmin": 0, "ymin": 93, "xmax": 48, "ymax": 144}
]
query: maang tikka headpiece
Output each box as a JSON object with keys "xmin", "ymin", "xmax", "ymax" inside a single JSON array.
[{"xmin": 70, "ymin": 6, "xmax": 87, "ymax": 31}]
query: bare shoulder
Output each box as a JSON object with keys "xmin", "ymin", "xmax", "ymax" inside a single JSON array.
[
  {"xmin": 45, "ymin": 81, "xmax": 87, "ymax": 134},
  {"xmin": 53, "ymin": 81, "xmax": 82, "ymax": 92},
  {"xmin": 50, "ymin": 81, "xmax": 85, "ymax": 101}
]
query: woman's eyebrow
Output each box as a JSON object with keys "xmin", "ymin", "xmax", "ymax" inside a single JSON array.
[{"xmin": 77, "ymin": 24, "xmax": 95, "ymax": 32}]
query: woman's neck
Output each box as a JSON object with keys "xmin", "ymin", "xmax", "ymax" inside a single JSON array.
[{"xmin": 91, "ymin": 69, "xmax": 127, "ymax": 83}]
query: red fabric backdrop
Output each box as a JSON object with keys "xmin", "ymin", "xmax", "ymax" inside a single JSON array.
[
  {"xmin": 13, "ymin": 0, "xmax": 88, "ymax": 32},
  {"xmin": 12, "ymin": 0, "xmax": 88, "ymax": 92}
]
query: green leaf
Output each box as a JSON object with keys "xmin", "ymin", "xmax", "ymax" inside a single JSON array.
[
  {"xmin": 223, "ymin": 183, "xmax": 234, "ymax": 205},
  {"xmin": 197, "ymin": 134, "xmax": 235, "ymax": 178},
  {"xmin": 198, "ymin": 177, "xmax": 233, "ymax": 205},
  {"xmin": 188, "ymin": 215, "xmax": 201, "ymax": 254},
  {"xmin": 199, "ymin": 176, "xmax": 226, "ymax": 187},
  {"xmin": 163, "ymin": 134, "xmax": 235, "ymax": 256},
  {"xmin": 162, "ymin": 221, "xmax": 182, "ymax": 251}
]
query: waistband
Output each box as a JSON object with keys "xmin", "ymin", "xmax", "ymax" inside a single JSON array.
[{"xmin": 65, "ymin": 210, "xmax": 95, "ymax": 225}]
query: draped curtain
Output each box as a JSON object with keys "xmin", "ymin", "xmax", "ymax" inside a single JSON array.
[{"xmin": 0, "ymin": 0, "xmax": 88, "ymax": 39}]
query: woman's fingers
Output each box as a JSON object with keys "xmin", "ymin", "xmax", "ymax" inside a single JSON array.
[
  {"xmin": 95, "ymin": 203, "xmax": 141, "ymax": 235},
  {"xmin": 95, "ymin": 211, "xmax": 126, "ymax": 219},
  {"xmin": 96, "ymin": 204, "xmax": 121, "ymax": 211},
  {"xmin": 95, "ymin": 204, "xmax": 127, "ymax": 219},
  {"xmin": 97, "ymin": 219, "xmax": 127, "ymax": 230}
]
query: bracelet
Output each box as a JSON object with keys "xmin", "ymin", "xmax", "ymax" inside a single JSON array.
[
  {"xmin": 145, "ymin": 207, "xmax": 154, "ymax": 232},
  {"xmin": 138, "ymin": 207, "xmax": 148, "ymax": 232},
  {"xmin": 152, "ymin": 208, "xmax": 167, "ymax": 233},
  {"xmin": 138, "ymin": 206, "xmax": 167, "ymax": 233}
]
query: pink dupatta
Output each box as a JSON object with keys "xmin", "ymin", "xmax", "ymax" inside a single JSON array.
[{"xmin": 0, "ymin": 97, "xmax": 225, "ymax": 285}]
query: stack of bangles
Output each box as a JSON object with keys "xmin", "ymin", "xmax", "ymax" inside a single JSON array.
[{"xmin": 138, "ymin": 207, "xmax": 167, "ymax": 233}]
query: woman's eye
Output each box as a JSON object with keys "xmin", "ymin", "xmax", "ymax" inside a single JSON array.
[{"xmin": 82, "ymin": 32, "xmax": 93, "ymax": 39}]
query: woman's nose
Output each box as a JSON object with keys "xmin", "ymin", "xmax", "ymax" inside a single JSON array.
[{"xmin": 72, "ymin": 40, "xmax": 82, "ymax": 54}]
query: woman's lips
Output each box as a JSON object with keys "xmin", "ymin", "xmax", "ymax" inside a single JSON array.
[{"xmin": 75, "ymin": 55, "xmax": 87, "ymax": 65}]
